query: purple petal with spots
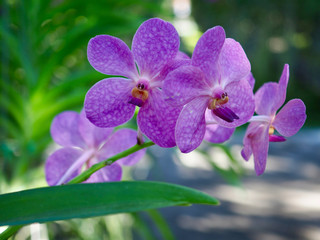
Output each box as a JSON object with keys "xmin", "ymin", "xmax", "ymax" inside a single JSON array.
[
  {"xmin": 86, "ymin": 159, "xmax": 122, "ymax": 183},
  {"xmin": 254, "ymin": 82, "xmax": 279, "ymax": 115},
  {"xmin": 87, "ymin": 35, "xmax": 138, "ymax": 79},
  {"xmin": 175, "ymin": 96, "xmax": 209, "ymax": 153},
  {"xmin": 132, "ymin": 18, "xmax": 179, "ymax": 77},
  {"xmin": 177, "ymin": 51, "xmax": 190, "ymax": 59},
  {"xmin": 243, "ymin": 72, "xmax": 255, "ymax": 90},
  {"xmin": 241, "ymin": 122, "xmax": 269, "ymax": 175},
  {"xmin": 84, "ymin": 77, "xmax": 136, "ymax": 128},
  {"xmin": 78, "ymin": 110, "xmax": 114, "ymax": 148},
  {"xmin": 45, "ymin": 148, "xmax": 83, "ymax": 186},
  {"xmin": 163, "ymin": 65, "xmax": 210, "ymax": 107},
  {"xmin": 272, "ymin": 64, "xmax": 289, "ymax": 114},
  {"xmin": 204, "ymin": 124, "xmax": 235, "ymax": 143},
  {"xmin": 212, "ymin": 80, "xmax": 255, "ymax": 128},
  {"xmin": 219, "ymin": 38, "xmax": 251, "ymax": 87},
  {"xmin": 273, "ymin": 99, "xmax": 306, "ymax": 137},
  {"xmin": 99, "ymin": 129, "xmax": 145, "ymax": 166},
  {"xmin": 155, "ymin": 58, "xmax": 191, "ymax": 83},
  {"xmin": 137, "ymin": 88, "xmax": 181, "ymax": 148},
  {"xmin": 204, "ymin": 109, "xmax": 235, "ymax": 143},
  {"xmin": 192, "ymin": 26, "xmax": 225, "ymax": 86},
  {"xmin": 50, "ymin": 111, "xmax": 86, "ymax": 148}
]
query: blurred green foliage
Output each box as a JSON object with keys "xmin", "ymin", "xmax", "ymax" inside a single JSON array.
[
  {"xmin": 0, "ymin": 0, "xmax": 165, "ymax": 183},
  {"xmin": 192, "ymin": 0, "xmax": 320, "ymax": 126}
]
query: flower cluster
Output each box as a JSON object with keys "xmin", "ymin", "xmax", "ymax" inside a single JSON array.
[{"xmin": 46, "ymin": 18, "xmax": 306, "ymax": 185}]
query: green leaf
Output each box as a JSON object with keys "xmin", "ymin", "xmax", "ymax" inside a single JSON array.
[{"xmin": 0, "ymin": 181, "xmax": 219, "ymax": 226}]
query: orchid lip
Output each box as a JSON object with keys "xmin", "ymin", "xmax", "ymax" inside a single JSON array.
[
  {"xmin": 212, "ymin": 107, "xmax": 239, "ymax": 123},
  {"xmin": 269, "ymin": 135, "xmax": 286, "ymax": 142},
  {"xmin": 128, "ymin": 97, "xmax": 144, "ymax": 107}
]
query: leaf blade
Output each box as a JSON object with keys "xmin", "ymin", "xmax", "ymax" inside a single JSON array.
[{"xmin": 0, "ymin": 181, "xmax": 219, "ymax": 226}]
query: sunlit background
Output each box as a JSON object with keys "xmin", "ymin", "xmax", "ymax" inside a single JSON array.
[{"xmin": 1, "ymin": 0, "xmax": 319, "ymax": 239}]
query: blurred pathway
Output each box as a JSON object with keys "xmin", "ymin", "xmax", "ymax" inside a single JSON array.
[{"xmin": 133, "ymin": 129, "xmax": 320, "ymax": 240}]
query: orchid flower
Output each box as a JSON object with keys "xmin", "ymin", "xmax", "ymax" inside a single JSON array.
[
  {"xmin": 45, "ymin": 111, "xmax": 145, "ymax": 186},
  {"xmin": 163, "ymin": 26, "xmax": 255, "ymax": 152},
  {"xmin": 241, "ymin": 64, "xmax": 307, "ymax": 175},
  {"xmin": 85, "ymin": 18, "xmax": 189, "ymax": 148}
]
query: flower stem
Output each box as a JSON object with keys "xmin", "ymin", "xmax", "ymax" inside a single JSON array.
[
  {"xmin": 67, "ymin": 141, "xmax": 155, "ymax": 184},
  {"xmin": 0, "ymin": 141, "xmax": 155, "ymax": 239}
]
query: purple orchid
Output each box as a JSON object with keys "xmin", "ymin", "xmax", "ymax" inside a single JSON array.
[
  {"xmin": 45, "ymin": 110, "xmax": 145, "ymax": 186},
  {"xmin": 84, "ymin": 18, "xmax": 187, "ymax": 148},
  {"xmin": 163, "ymin": 26, "xmax": 255, "ymax": 153},
  {"xmin": 241, "ymin": 64, "xmax": 307, "ymax": 175}
]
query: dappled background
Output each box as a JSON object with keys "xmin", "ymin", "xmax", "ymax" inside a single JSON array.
[{"xmin": 1, "ymin": 0, "xmax": 319, "ymax": 239}]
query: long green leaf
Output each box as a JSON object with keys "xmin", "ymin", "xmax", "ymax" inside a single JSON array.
[{"xmin": 0, "ymin": 181, "xmax": 219, "ymax": 226}]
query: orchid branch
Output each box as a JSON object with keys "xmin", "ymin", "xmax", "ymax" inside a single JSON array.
[{"xmin": 67, "ymin": 141, "xmax": 155, "ymax": 184}]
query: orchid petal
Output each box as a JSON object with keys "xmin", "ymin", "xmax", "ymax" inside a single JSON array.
[
  {"xmin": 84, "ymin": 77, "xmax": 136, "ymax": 128},
  {"xmin": 254, "ymin": 82, "xmax": 279, "ymax": 115},
  {"xmin": 241, "ymin": 122, "xmax": 269, "ymax": 175},
  {"xmin": 273, "ymin": 99, "xmax": 306, "ymax": 137},
  {"xmin": 175, "ymin": 96, "xmax": 209, "ymax": 153},
  {"xmin": 219, "ymin": 38, "xmax": 251, "ymax": 87},
  {"xmin": 205, "ymin": 109, "xmax": 234, "ymax": 143},
  {"xmin": 50, "ymin": 111, "xmax": 85, "ymax": 148},
  {"xmin": 212, "ymin": 80, "xmax": 255, "ymax": 128},
  {"xmin": 137, "ymin": 88, "xmax": 181, "ymax": 148},
  {"xmin": 243, "ymin": 72, "xmax": 255, "ymax": 90},
  {"xmin": 99, "ymin": 129, "xmax": 146, "ymax": 166},
  {"xmin": 176, "ymin": 51, "xmax": 190, "ymax": 59},
  {"xmin": 192, "ymin": 26, "xmax": 225, "ymax": 86},
  {"xmin": 132, "ymin": 18, "xmax": 179, "ymax": 77},
  {"xmin": 163, "ymin": 65, "xmax": 210, "ymax": 107},
  {"xmin": 155, "ymin": 58, "xmax": 191, "ymax": 83},
  {"xmin": 87, "ymin": 35, "xmax": 137, "ymax": 79},
  {"xmin": 272, "ymin": 64, "xmax": 289, "ymax": 113},
  {"xmin": 78, "ymin": 110, "xmax": 114, "ymax": 148},
  {"xmin": 45, "ymin": 148, "xmax": 83, "ymax": 186},
  {"xmin": 204, "ymin": 124, "xmax": 235, "ymax": 143}
]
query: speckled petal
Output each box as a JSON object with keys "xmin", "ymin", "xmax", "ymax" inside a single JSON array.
[
  {"xmin": 86, "ymin": 159, "xmax": 122, "ymax": 183},
  {"xmin": 45, "ymin": 148, "xmax": 83, "ymax": 186},
  {"xmin": 132, "ymin": 18, "xmax": 179, "ymax": 77},
  {"xmin": 212, "ymin": 80, "xmax": 255, "ymax": 128},
  {"xmin": 50, "ymin": 111, "xmax": 85, "ymax": 148},
  {"xmin": 78, "ymin": 110, "xmax": 114, "ymax": 148},
  {"xmin": 219, "ymin": 38, "xmax": 251, "ymax": 87},
  {"xmin": 98, "ymin": 129, "xmax": 146, "ymax": 166},
  {"xmin": 163, "ymin": 65, "xmax": 210, "ymax": 107},
  {"xmin": 241, "ymin": 122, "xmax": 269, "ymax": 175},
  {"xmin": 273, "ymin": 99, "xmax": 306, "ymax": 137},
  {"xmin": 137, "ymin": 88, "xmax": 181, "ymax": 148},
  {"xmin": 177, "ymin": 51, "xmax": 190, "ymax": 59},
  {"xmin": 243, "ymin": 72, "xmax": 255, "ymax": 90},
  {"xmin": 175, "ymin": 96, "xmax": 209, "ymax": 153},
  {"xmin": 155, "ymin": 58, "xmax": 191, "ymax": 83},
  {"xmin": 204, "ymin": 124, "xmax": 235, "ymax": 143},
  {"xmin": 87, "ymin": 35, "xmax": 138, "ymax": 79},
  {"xmin": 192, "ymin": 26, "xmax": 225, "ymax": 86},
  {"xmin": 254, "ymin": 82, "xmax": 279, "ymax": 115},
  {"xmin": 272, "ymin": 64, "xmax": 289, "ymax": 113},
  {"xmin": 84, "ymin": 77, "xmax": 136, "ymax": 128},
  {"xmin": 204, "ymin": 109, "xmax": 235, "ymax": 143}
]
